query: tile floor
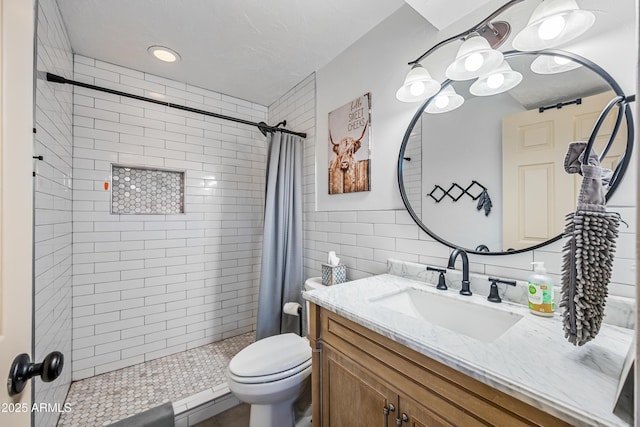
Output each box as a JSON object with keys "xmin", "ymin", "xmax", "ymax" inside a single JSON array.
[{"xmin": 57, "ymin": 332, "xmax": 254, "ymax": 426}]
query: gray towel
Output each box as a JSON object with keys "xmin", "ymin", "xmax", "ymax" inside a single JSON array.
[
  {"xmin": 476, "ymin": 189, "xmax": 492, "ymax": 216},
  {"xmin": 561, "ymin": 142, "xmax": 620, "ymax": 346}
]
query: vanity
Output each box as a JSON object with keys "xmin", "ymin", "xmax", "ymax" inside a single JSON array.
[{"xmin": 303, "ymin": 270, "xmax": 633, "ymax": 426}]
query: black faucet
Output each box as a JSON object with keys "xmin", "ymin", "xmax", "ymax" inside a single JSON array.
[{"xmin": 447, "ymin": 248, "xmax": 472, "ymax": 296}]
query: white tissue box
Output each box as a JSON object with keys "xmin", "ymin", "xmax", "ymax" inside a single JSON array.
[{"xmin": 321, "ymin": 263, "xmax": 346, "ymax": 286}]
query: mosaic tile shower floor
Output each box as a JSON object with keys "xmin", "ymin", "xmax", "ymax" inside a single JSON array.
[{"xmin": 57, "ymin": 332, "xmax": 254, "ymax": 427}]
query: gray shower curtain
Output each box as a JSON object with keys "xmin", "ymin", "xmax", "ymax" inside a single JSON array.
[{"xmin": 256, "ymin": 131, "xmax": 303, "ymax": 340}]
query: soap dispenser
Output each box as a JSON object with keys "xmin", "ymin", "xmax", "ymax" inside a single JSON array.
[{"xmin": 528, "ymin": 262, "xmax": 554, "ymax": 317}]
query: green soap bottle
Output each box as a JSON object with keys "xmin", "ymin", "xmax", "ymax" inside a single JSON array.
[{"xmin": 527, "ymin": 262, "xmax": 554, "ymax": 317}]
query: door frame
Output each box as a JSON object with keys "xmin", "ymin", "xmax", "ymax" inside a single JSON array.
[{"xmin": 0, "ymin": 0, "xmax": 35, "ymax": 426}]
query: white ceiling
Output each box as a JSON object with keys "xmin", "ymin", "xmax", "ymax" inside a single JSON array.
[
  {"xmin": 404, "ymin": 0, "xmax": 494, "ymax": 30},
  {"xmin": 56, "ymin": 0, "xmax": 405, "ymax": 106}
]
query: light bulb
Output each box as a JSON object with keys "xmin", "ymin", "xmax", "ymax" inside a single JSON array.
[
  {"xmin": 464, "ymin": 53, "xmax": 484, "ymax": 72},
  {"xmin": 486, "ymin": 73, "xmax": 505, "ymax": 89},
  {"xmin": 538, "ymin": 15, "xmax": 566, "ymax": 40},
  {"xmin": 409, "ymin": 81, "xmax": 425, "ymax": 96},
  {"xmin": 553, "ymin": 56, "xmax": 571, "ymax": 65},
  {"xmin": 435, "ymin": 95, "xmax": 450, "ymax": 109}
]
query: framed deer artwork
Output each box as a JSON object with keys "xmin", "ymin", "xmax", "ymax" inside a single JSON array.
[{"xmin": 328, "ymin": 93, "xmax": 371, "ymax": 194}]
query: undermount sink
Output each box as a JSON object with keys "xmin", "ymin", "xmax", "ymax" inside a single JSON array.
[{"xmin": 369, "ymin": 287, "xmax": 523, "ymax": 342}]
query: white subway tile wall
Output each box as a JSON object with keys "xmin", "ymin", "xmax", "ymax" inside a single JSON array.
[
  {"xmin": 268, "ymin": 74, "xmax": 637, "ymax": 302},
  {"xmin": 34, "ymin": 1, "xmax": 74, "ymax": 426},
  {"xmin": 72, "ymin": 55, "xmax": 267, "ymax": 380}
]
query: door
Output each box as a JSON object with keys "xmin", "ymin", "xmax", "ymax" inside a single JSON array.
[
  {"xmin": 0, "ymin": 0, "xmax": 35, "ymax": 426},
  {"xmin": 502, "ymin": 90, "xmax": 624, "ymax": 250}
]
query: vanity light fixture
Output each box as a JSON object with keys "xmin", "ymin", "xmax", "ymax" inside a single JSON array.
[
  {"xmin": 445, "ymin": 35, "xmax": 504, "ymax": 81},
  {"xmin": 396, "ymin": 64, "xmax": 441, "ymax": 102},
  {"xmin": 512, "ymin": 0, "xmax": 595, "ymax": 51},
  {"xmin": 148, "ymin": 45, "xmax": 181, "ymax": 63},
  {"xmin": 470, "ymin": 60, "xmax": 523, "ymax": 96},
  {"xmin": 395, "ymin": 0, "xmax": 514, "ymax": 104},
  {"xmin": 530, "ymin": 54, "xmax": 582, "ymax": 74},
  {"xmin": 424, "ymin": 86, "xmax": 464, "ymax": 114}
]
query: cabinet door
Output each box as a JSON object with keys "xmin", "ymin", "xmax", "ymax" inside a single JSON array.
[
  {"xmin": 398, "ymin": 396, "xmax": 455, "ymax": 427},
  {"xmin": 323, "ymin": 346, "xmax": 396, "ymax": 427}
]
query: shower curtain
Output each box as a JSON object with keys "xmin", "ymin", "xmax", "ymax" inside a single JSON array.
[{"xmin": 256, "ymin": 131, "xmax": 303, "ymax": 340}]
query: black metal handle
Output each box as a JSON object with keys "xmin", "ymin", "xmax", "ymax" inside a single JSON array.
[
  {"xmin": 489, "ymin": 277, "xmax": 517, "ymax": 286},
  {"xmin": 383, "ymin": 403, "xmax": 395, "ymax": 427},
  {"xmin": 7, "ymin": 351, "xmax": 64, "ymax": 396},
  {"xmin": 396, "ymin": 413, "xmax": 409, "ymax": 426},
  {"xmin": 426, "ymin": 266, "xmax": 448, "ymax": 290},
  {"xmin": 487, "ymin": 277, "xmax": 516, "ymax": 303}
]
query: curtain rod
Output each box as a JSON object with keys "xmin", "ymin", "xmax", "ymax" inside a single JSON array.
[{"xmin": 45, "ymin": 73, "xmax": 307, "ymax": 139}]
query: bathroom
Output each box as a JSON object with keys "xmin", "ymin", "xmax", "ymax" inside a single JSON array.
[{"xmin": 0, "ymin": 0, "xmax": 637, "ymax": 426}]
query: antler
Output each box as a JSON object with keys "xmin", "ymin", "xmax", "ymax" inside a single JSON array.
[
  {"xmin": 329, "ymin": 130, "xmax": 337, "ymax": 146},
  {"xmin": 355, "ymin": 120, "xmax": 369, "ymax": 143}
]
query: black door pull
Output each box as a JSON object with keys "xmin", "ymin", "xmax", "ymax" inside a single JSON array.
[{"xmin": 7, "ymin": 351, "xmax": 63, "ymax": 396}]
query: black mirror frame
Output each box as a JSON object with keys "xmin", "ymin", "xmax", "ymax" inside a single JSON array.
[{"xmin": 397, "ymin": 49, "xmax": 635, "ymax": 256}]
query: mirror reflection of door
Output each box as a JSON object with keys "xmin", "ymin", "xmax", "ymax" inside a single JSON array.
[{"xmin": 501, "ymin": 90, "xmax": 625, "ymax": 250}]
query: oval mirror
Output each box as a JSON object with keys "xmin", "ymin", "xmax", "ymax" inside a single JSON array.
[{"xmin": 398, "ymin": 50, "xmax": 633, "ymax": 255}]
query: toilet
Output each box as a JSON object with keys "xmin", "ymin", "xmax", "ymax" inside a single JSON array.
[{"xmin": 226, "ymin": 277, "xmax": 325, "ymax": 427}]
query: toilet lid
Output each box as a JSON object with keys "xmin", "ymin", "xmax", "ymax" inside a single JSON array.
[{"xmin": 228, "ymin": 333, "xmax": 311, "ymax": 378}]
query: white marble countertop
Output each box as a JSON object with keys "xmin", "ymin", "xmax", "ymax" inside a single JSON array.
[{"xmin": 303, "ymin": 273, "xmax": 634, "ymax": 427}]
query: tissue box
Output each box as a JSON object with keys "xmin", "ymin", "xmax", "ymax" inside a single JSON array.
[{"xmin": 321, "ymin": 263, "xmax": 346, "ymax": 286}]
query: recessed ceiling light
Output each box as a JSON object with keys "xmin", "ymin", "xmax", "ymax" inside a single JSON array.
[{"xmin": 148, "ymin": 45, "xmax": 181, "ymax": 63}]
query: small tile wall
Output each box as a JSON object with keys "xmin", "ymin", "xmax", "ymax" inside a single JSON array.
[
  {"xmin": 71, "ymin": 56, "xmax": 267, "ymax": 380},
  {"xmin": 111, "ymin": 166, "xmax": 185, "ymax": 214},
  {"xmin": 34, "ymin": 0, "xmax": 74, "ymax": 425}
]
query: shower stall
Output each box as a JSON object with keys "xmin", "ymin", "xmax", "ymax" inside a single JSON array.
[{"xmin": 32, "ymin": 0, "xmax": 295, "ymax": 424}]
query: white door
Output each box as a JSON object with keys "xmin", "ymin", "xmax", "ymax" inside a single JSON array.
[
  {"xmin": 502, "ymin": 91, "xmax": 625, "ymax": 250},
  {"xmin": 0, "ymin": 0, "xmax": 35, "ymax": 426}
]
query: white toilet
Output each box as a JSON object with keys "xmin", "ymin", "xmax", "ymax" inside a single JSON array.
[{"xmin": 226, "ymin": 277, "xmax": 325, "ymax": 427}]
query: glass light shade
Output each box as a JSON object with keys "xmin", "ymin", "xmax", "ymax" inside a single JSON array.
[
  {"xmin": 425, "ymin": 86, "xmax": 464, "ymax": 114},
  {"xmin": 396, "ymin": 64, "xmax": 441, "ymax": 102},
  {"xmin": 469, "ymin": 61, "xmax": 523, "ymax": 96},
  {"xmin": 512, "ymin": 0, "xmax": 595, "ymax": 51},
  {"xmin": 445, "ymin": 36, "xmax": 504, "ymax": 81},
  {"xmin": 530, "ymin": 54, "xmax": 582, "ymax": 74}
]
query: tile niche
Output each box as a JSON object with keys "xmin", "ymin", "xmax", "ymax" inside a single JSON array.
[{"xmin": 111, "ymin": 165, "xmax": 185, "ymax": 214}]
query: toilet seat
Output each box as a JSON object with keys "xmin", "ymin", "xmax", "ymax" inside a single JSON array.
[
  {"xmin": 228, "ymin": 333, "xmax": 311, "ymax": 384},
  {"xmin": 228, "ymin": 358, "xmax": 312, "ymax": 384}
]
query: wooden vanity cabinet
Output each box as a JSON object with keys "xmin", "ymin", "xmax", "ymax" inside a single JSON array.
[{"xmin": 309, "ymin": 303, "xmax": 571, "ymax": 427}]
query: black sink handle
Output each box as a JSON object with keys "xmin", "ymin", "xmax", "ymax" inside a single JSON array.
[
  {"xmin": 426, "ymin": 266, "xmax": 448, "ymax": 290},
  {"xmin": 487, "ymin": 277, "xmax": 516, "ymax": 303},
  {"xmin": 488, "ymin": 277, "xmax": 517, "ymax": 286}
]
